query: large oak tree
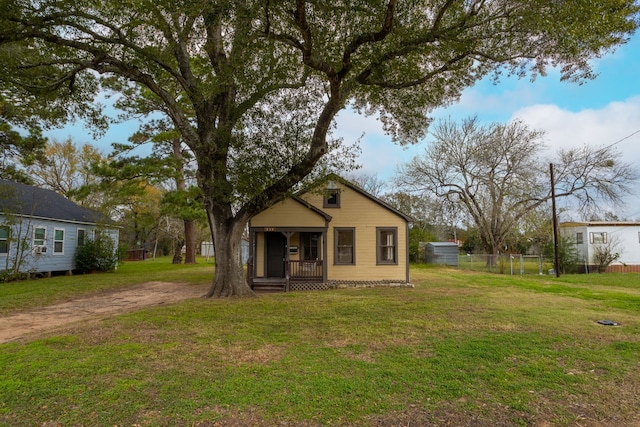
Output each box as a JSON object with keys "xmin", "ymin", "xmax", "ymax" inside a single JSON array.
[{"xmin": 2, "ymin": 0, "xmax": 638, "ymax": 296}]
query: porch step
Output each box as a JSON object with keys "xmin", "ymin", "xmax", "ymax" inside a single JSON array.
[
  {"xmin": 252, "ymin": 284, "xmax": 286, "ymax": 293},
  {"xmin": 252, "ymin": 279, "xmax": 287, "ymax": 293}
]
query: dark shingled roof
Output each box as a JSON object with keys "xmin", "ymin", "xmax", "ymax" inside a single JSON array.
[{"xmin": 0, "ymin": 179, "xmax": 111, "ymax": 225}]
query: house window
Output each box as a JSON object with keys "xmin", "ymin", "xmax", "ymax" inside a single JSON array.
[
  {"xmin": 589, "ymin": 232, "xmax": 607, "ymax": 244},
  {"xmin": 335, "ymin": 228, "xmax": 355, "ymax": 265},
  {"xmin": 33, "ymin": 227, "xmax": 46, "ymax": 247},
  {"xmin": 300, "ymin": 232, "xmax": 320, "ymax": 261},
  {"xmin": 576, "ymin": 232, "xmax": 583, "ymax": 245},
  {"xmin": 77, "ymin": 228, "xmax": 86, "ymax": 247},
  {"xmin": 377, "ymin": 227, "xmax": 397, "ymax": 265},
  {"xmin": 54, "ymin": 228, "xmax": 65, "ymax": 254},
  {"xmin": 0, "ymin": 225, "xmax": 9, "ymax": 255},
  {"xmin": 324, "ymin": 189, "xmax": 340, "ymax": 208}
]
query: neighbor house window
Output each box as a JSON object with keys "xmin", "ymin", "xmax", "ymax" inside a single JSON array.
[
  {"xmin": 77, "ymin": 228, "xmax": 86, "ymax": 247},
  {"xmin": 377, "ymin": 227, "xmax": 397, "ymax": 264},
  {"xmin": 0, "ymin": 225, "xmax": 9, "ymax": 255},
  {"xmin": 300, "ymin": 232, "xmax": 320, "ymax": 261},
  {"xmin": 576, "ymin": 232, "xmax": 583, "ymax": 245},
  {"xmin": 33, "ymin": 227, "xmax": 46, "ymax": 246},
  {"xmin": 334, "ymin": 228, "xmax": 355, "ymax": 265},
  {"xmin": 53, "ymin": 228, "xmax": 64, "ymax": 254},
  {"xmin": 589, "ymin": 232, "xmax": 607, "ymax": 244},
  {"xmin": 324, "ymin": 189, "xmax": 340, "ymax": 208}
]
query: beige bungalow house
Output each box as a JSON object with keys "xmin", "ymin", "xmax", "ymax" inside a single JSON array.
[{"xmin": 248, "ymin": 175, "xmax": 411, "ymax": 292}]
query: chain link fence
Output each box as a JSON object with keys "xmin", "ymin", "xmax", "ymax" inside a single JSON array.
[{"xmin": 455, "ymin": 254, "xmax": 554, "ymax": 275}]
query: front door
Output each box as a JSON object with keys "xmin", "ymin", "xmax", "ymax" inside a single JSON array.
[{"xmin": 266, "ymin": 232, "xmax": 286, "ymax": 277}]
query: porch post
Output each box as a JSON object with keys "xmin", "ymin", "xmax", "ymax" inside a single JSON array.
[
  {"xmin": 282, "ymin": 231, "xmax": 294, "ymax": 292},
  {"xmin": 248, "ymin": 228, "xmax": 255, "ymax": 289},
  {"xmin": 322, "ymin": 229, "xmax": 328, "ymax": 283}
]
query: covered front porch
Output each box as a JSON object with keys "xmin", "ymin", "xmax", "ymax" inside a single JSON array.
[{"xmin": 248, "ymin": 227, "xmax": 328, "ymax": 292}]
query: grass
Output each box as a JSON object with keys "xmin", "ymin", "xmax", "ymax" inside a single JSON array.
[
  {"xmin": 1, "ymin": 262, "xmax": 640, "ymax": 425},
  {"xmin": 0, "ymin": 256, "xmax": 214, "ymax": 314}
]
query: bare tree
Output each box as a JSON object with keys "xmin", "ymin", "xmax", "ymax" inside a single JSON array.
[
  {"xmin": 592, "ymin": 236, "xmax": 621, "ymax": 273},
  {"xmin": 345, "ymin": 172, "xmax": 388, "ymax": 198},
  {"xmin": 397, "ymin": 117, "xmax": 637, "ymax": 256},
  {"xmin": 26, "ymin": 139, "xmax": 105, "ymax": 205}
]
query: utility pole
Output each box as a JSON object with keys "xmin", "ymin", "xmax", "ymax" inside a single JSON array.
[{"xmin": 550, "ymin": 163, "xmax": 560, "ymax": 278}]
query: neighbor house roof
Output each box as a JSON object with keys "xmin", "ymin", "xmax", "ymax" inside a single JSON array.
[
  {"xmin": 426, "ymin": 242, "xmax": 459, "ymax": 247},
  {"xmin": 0, "ymin": 179, "xmax": 111, "ymax": 225},
  {"xmin": 561, "ymin": 221, "xmax": 640, "ymax": 227}
]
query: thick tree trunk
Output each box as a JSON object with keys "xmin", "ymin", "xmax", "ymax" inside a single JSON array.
[
  {"xmin": 205, "ymin": 214, "xmax": 253, "ymax": 298},
  {"xmin": 172, "ymin": 238, "xmax": 184, "ymax": 264},
  {"xmin": 184, "ymin": 219, "xmax": 197, "ymax": 264}
]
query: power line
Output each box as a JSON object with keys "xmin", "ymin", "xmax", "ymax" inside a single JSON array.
[{"xmin": 603, "ymin": 128, "xmax": 640, "ymax": 150}]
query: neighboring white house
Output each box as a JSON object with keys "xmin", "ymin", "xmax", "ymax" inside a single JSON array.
[
  {"xmin": 560, "ymin": 221, "xmax": 640, "ymax": 272},
  {"xmin": 200, "ymin": 238, "xmax": 250, "ymax": 263},
  {"xmin": 0, "ymin": 179, "xmax": 119, "ymax": 276}
]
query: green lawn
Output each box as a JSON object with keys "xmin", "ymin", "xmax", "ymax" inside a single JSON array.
[{"xmin": 1, "ymin": 261, "xmax": 639, "ymax": 426}]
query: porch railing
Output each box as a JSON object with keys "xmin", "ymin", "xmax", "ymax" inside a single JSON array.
[{"xmin": 287, "ymin": 260, "xmax": 323, "ymax": 281}]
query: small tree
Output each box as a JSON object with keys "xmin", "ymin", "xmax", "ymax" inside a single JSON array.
[
  {"xmin": 544, "ymin": 235, "xmax": 580, "ymax": 274},
  {"xmin": 0, "ymin": 215, "xmax": 35, "ymax": 282},
  {"xmin": 592, "ymin": 238, "xmax": 621, "ymax": 273},
  {"xmin": 75, "ymin": 235, "xmax": 118, "ymax": 274}
]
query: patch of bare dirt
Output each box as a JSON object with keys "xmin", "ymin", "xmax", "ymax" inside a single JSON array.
[{"xmin": 0, "ymin": 281, "xmax": 209, "ymax": 344}]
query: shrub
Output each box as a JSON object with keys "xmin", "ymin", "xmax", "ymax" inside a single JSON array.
[
  {"xmin": 75, "ymin": 236, "xmax": 118, "ymax": 273},
  {"xmin": 544, "ymin": 235, "xmax": 581, "ymax": 274}
]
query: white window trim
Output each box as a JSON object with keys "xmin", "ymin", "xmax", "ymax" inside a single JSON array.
[
  {"xmin": 77, "ymin": 228, "xmax": 86, "ymax": 247},
  {"xmin": 33, "ymin": 226, "xmax": 46, "ymax": 247},
  {"xmin": 0, "ymin": 225, "xmax": 9, "ymax": 256},
  {"xmin": 53, "ymin": 227, "xmax": 65, "ymax": 255},
  {"xmin": 589, "ymin": 232, "xmax": 607, "ymax": 244}
]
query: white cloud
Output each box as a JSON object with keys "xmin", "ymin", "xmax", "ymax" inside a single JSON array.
[
  {"xmin": 511, "ymin": 95, "xmax": 640, "ymax": 163},
  {"xmin": 511, "ymin": 96, "xmax": 640, "ymax": 218},
  {"xmin": 335, "ymin": 95, "xmax": 640, "ymax": 217}
]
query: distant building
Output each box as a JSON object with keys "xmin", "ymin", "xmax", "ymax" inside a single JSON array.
[
  {"xmin": 200, "ymin": 238, "xmax": 249, "ymax": 263},
  {"xmin": 560, "ymin": 221, "xmax": 640, "ymax": 272},
  {"xmin": 425, "ymin": 242, "xmax": 459, "ymax": 266},
  {"xmin": 0, "ymin": 180, "xmax": 119, "ymax": 276}
]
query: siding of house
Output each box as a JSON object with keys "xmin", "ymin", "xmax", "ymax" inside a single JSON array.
[
  {"xmin": 1, "ymin": 215, "xmax": 119, "ymax": 274},
  {"xmin": 300, "ymin": 183, "xmax": 407, "ymax": 282},
  {"xmin": 250, "ymin": 198, "xmax": 328, "ymax": 228}
]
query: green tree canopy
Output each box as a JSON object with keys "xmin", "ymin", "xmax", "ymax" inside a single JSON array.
[{"xmin": 2, "ymin": 0, "xmax": 638, "ymax": 296}]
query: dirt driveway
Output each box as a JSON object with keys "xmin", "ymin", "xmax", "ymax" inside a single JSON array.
[{"xmin": 0, "ymin": 281, "xmax": 209, "ymax": 344}]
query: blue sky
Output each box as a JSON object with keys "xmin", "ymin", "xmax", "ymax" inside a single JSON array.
[
  {"xmin": 46, "ymin": 34, "xmax": 640, "ymax": 218},
  {"xmin": 337, "ymin": 35, "xmax": 640, "ymax": 219}
]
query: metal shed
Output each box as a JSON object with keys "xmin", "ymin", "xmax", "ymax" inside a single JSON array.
[{"xmin": 425, "ymin": 242, "xmax": 459, "ymax": 266}]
